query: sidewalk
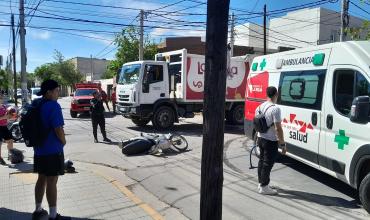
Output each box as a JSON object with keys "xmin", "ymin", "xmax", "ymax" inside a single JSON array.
[{"xmin": 0, "ymin": 147, "xmax": 161, "ymax": 220}]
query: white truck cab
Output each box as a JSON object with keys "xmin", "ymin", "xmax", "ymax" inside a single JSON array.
[
  {"xmin": 244, "ymin": 41, "xmax": 370, "ymax": 213},
  {"xmin": 117, "ymin": 49, "xmax": 252, "ymax": 129}
]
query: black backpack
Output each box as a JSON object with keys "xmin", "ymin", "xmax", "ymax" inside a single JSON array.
[
  {"xmin": 19, "ymin": 99, "xmax": 50, "ymax": 147},
  {"xmin": 253, "ymin": 104, "xmax": 275, "ymax": 133}
]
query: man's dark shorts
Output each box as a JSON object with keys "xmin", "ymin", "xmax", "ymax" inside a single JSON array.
[
  {"xmin": 0, "ymin": 126, "xmax": 13, "ymax": 141},
  {"xmin": 34, "ymin": 152, "xmax": 65, "ymax": 176}
]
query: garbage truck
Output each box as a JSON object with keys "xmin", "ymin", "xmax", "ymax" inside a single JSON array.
[{"xmin": 116, "ymin": 49, "xmax": 254, "ymax": 130}]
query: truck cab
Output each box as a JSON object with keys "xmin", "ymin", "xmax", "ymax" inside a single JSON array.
[
  {"xmin": 70, "ymin": 83, "xmax": 101, "ymax": 118},
  {"xmin": 116, "ymin": 61, "xmax": 170, "ymax": 126}
]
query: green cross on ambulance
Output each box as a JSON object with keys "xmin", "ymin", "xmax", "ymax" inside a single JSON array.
[{"xmin": 244, "ymin": 41, "xmax": 370, "ymax": 213}]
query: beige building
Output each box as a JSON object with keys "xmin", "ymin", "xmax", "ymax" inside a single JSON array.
[{"xmin": 70, "ymin": 57, "xmax": 110, "ymax": 81}]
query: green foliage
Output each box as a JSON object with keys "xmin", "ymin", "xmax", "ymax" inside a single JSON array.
[
  {"xmin": 346, "ymin": 1, "xmax": 370, "ymax": 40},
  {"xmin": 34, "ymin": 50, "xmax": 83, "ymax": 86},
  {"xmin": 106, "ymin": 27, "xmax": 158, "ymax": 78},
  {"xmin": 0, "ymin": 69, "xmax": 10, "ymax": 90}
]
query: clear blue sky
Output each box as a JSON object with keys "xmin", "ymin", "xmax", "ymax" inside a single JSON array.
[{"xmin": 0, "ymin": 0, "xmax": 368, "ymax": 73}]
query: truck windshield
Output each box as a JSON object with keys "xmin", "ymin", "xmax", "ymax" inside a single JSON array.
[
  {"xmin": 32, "ymin": 88, "xmax": 40, "ymax": 95},
  {"xmin": 75, "ymin": 89, "xmax": 97, "ymax": 96},
  {"xmin": 118, "ymin": 64, "xmax": 141, "ymax": 85}
]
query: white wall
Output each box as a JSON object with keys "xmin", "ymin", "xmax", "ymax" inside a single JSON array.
[{"xmin": 234, "ymin": 23, "xmax": 265, "ymax": 48}]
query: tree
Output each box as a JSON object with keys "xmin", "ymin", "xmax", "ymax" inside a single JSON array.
[
  {"xmin": 106, "ymin": 27, "xmax": 158, "ymax": 78},
  {"xmin": 0, "ymin": 69, "xmax": 10, "ymax": 91},
  {"xmin": 34, "ymin": 50, "xmax": 83, "ymax": 86},
  {"xmin": 346, "ymin": 0, "xmax": 370, "ymax": 40}
]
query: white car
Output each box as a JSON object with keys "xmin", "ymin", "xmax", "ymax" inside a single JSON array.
[{"xmin": 30, "ymin": 87, "xmax": 41, "ymax": 101}]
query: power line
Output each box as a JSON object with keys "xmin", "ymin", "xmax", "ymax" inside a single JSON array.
[
  {"xmin": 149, "ymin": 0, "xmax": 187, "ymax": 12},
  {"xmin": 350, "ymin": 1, "xmax": 370, "ymax": 16},
  {"xmin": 26, "ymin": 0, "xmax": 44, "ymax": 26}
]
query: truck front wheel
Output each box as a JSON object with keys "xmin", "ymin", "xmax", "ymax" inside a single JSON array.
[
  {"xmin": 131, "ymin": 118, "xmax": 150, "ymax": 127},
  {"xmin": 70, "ymin": 111, "xmax": 78, "ymax": 118},
  {"xmin": 152, "ymin": 106, "xmax": 175, "ymax": 130},
  {"xmin": 359, "ymin": 172, "xmax": 370, "ymax": 213},
  {"xmin": 226, "ymin": 104, "xmax": 244, "ymax": 125}
]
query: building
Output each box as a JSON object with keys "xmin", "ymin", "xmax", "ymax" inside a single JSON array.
[
  {"xmin": 157, "ymin": 37, "xmax": 257, "ymax": 56},
  {"xmin": 268, "ymin": 7, "xmax": 366, "ymax": 49},
  {"xmin": 70, "ymin": 57, "xmax": 110, "ymax": 81},
  {"xmin": 234, "ymin": 7, "xmax": 366, "ymax": 50}
]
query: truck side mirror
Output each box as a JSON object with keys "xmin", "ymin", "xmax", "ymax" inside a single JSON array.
[{"xmin": 350, "ymin": 96, "xmax": 369, "ymax": 124}]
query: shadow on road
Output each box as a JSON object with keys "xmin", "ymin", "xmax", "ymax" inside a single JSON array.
[
  {"xmin": 7, "ymin": 160, "xmax": 33, "ymax": 172},
  {"xmin": 276, "ymin": 188, "xmax": 360, "ymax": 209},
  {"xmin": 276, "ymin": 155, "xmax": 359, "ymax": 200},
  {"xmin": 0, "ymin": 208, "xmax": 94, "ymax": 220}
]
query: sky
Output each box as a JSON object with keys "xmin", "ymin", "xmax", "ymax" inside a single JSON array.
[{"xmin": 0, "ymin": 0, "xmax": 369, "ymax": 73}]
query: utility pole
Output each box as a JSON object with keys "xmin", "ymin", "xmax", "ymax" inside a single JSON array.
[
  {"xmin": 11, "ymin": 14, "xmax": 17, "ymax": 107},
  {"xmin": 340, "ymin": 0, "xmax": 349, "ymax": 42},
  {"xmin": 263, "ymin": 4, "xmax": 267, "ymax": 55},
  {"xmin": 90, "ymin": 55, "xmax": 94, "ymax": 81},
  {"xmin": 19, "ymin": 0, "xmax": 27, "ymax": 105},
  {"xmin": 139, "ymin": 10, "xmax": 144, "ymax": 61},
  {"xmin": 230, "ymin": 13, "xmax": 235, "ymax": 57},
  {"xmin": 200, "ymin": 0, "xmax": 230, "ymax": 220}
]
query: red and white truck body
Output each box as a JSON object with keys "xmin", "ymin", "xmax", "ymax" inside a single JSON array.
[{"xmin": 116, "ymin": 49, "xmax": 254, "ymax": 129}]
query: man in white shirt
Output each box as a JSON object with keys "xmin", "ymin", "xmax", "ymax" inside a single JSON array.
[{"xmin": 255, "ymin": 86, "xmax": 287, "ymax": 195}]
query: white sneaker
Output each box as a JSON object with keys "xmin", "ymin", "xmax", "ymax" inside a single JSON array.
[
  {"xmin": 258, "ymin": 185, "xmax": 278, "ymax": 195},
  {"xmin": 257, "ymin": 183, "xmax": 261, "ymax": 190}
]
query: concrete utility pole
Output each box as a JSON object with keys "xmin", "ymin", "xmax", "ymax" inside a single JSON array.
[
  {"xmin": 139, "ymin": 10, "xmax": 144, "ymax": 61},
  {"xmin": 11, "ymin": 14, "xmax": 17, "ymax": 106},
  {"xmin": 230, "ymin": 13, "xmax": 235, "ymax": 57},
  {"xmin": 340, "ymin": 0, "xmax": 349, "ymax": 42},
  {"xmin": 200, "ymin": 0, "xmax": 230, "ymax": 219},
  {"xmin": 90, "ymin": 55, "xmax": 94, "ymax": 81},
  {"xmin": 263, "ymin": 4, "xmax": 267, "ymax": 55},
  {"xmin": 19, "ymin": 0, "xmax": 27, "ymax": 105}
]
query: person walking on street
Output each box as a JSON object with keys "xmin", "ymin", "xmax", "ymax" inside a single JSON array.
[
  {"xmin": 32, "ymin": 80, "xmax": 69, "ymax": 220},
  {"xmin": 0, "ymin": 94, "xmax": 14, "ymax": 165},
  {"xmin": 255, "ymin": 86, "xmax": 287, "ymax": 195},
  {"xmin": 111, "ymin": 88, "xmax": 117, "ymax": 114},
  {"xmin": 91, "ymin": 91, "xmax": 111, "ymax": 143},
  {"xmin": 101, "ymin": 90, "xmax": 110, "ymax": 112}
]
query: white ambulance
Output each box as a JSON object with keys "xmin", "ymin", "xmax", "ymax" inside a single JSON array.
[{"xmin": 244, "ymin": 41, "xmax": 370, "ymax": 213}]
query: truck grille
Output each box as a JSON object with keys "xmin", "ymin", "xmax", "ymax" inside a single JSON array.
[
  {"xmin": 119, "ymin": 95, "xmax": 129, "ymax": 102},
  {"xmin": 118, "ymin": 103, "xmax": 132, "ymax": 107},
  {"xmin": 78, "ymin": 99, "xmax": 91, "ymax": 105}
]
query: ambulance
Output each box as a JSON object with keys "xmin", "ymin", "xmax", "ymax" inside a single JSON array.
[{"xmin": 244, "ymin": 41, "xmax": 370, "ymax": 213}]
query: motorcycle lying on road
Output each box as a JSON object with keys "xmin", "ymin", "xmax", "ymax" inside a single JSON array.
[{"xmin": 119, "ymin": 133, "xmax": 189, "ymax": 156}]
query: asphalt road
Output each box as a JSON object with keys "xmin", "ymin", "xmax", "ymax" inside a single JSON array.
[{"xmin": 59, "ymin": 97, "xmax": 370, "ymax": 220}]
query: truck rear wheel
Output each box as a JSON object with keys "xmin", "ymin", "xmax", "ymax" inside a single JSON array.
[
  {"xmin": 70, "ymin": 111, "xmax": 78, "ymax": 118},
  {"xmin": 131, "ymin": 118, "xmax": 150, "ymax": 127},
  {"xmin": 359, "ymin": 172, "xmax": 370, "ymax": 214},
  {"xmin": 226, "ymin": 104, "xmax": 244, "ymax": 125},
  {"xmin": 152, "ymin": 106, "xmax": 175, "ymax": 130}
]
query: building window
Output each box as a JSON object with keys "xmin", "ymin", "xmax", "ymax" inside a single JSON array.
[{"xmin": 278, "ymin": 70, "xmax": 326, "ymax": 110}]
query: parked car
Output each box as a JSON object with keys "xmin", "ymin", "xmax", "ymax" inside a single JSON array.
[{"xmin": 30, "ymin": 87, "xmax": 41, "ymax": 101}]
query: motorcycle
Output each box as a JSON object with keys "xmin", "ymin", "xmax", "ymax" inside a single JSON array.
[{"xmin": 7, "ymin": 107, "xmax": 24, "ymax": 142}]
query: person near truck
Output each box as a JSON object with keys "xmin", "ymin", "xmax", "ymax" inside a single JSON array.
[
  {"xmin": 90, "ymin": 91, "xmax": 111, "ymax": 143},
  {"xmin": 255, "ymin": 86, "xmax": 287, "ymax": 195},
  {"xmin": 32, "ymin": 79, "xmax": 68, "ymax": 220},
  {"xmin": 111, "ymin": 88, "xmax": 117, "ymax": 114},
  {"xmin": 100, "ymin": 90, "xmax": 110, "ymax": 112}
]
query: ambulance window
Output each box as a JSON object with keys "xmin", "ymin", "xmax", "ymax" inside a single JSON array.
[
  {"xmin": 278, "ymin": 70, "xmax": 326, "ymax": 110},
  {"xmin": 333, "ymin": 70, "xmax": 355, "ymax": 116},
  {"xmin": 356, "ymin": 73, "xmax": 370, "ymax": 97}
]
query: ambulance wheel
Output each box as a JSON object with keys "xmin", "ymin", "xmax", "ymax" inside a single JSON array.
[
  {"xmin": 226, "ymin": 104, "xmax": 244, "ymax": 125},
  {"xmin": 70, "ymin": 111, "xmax": 78, "ymax": 118},
  {"xmin": 359, "ymin": 172, "xmax": 370, "ymax": 214},
  {"xmin": 131, "ymin": 118, "xmax": 150, "ymax": 127},
  {"xmin": 152, "ymin": 106, "xmax": 175, "ymax": 130}
]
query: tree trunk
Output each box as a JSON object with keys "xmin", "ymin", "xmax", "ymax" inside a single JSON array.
[{"xmin": 200, "ymin": 1, "xmax": 230, "ymax": 220}]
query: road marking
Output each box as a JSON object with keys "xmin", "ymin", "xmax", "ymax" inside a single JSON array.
[{"xmin": 93, "ymin": 170, "xmax": 164, "ymax": 220}]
